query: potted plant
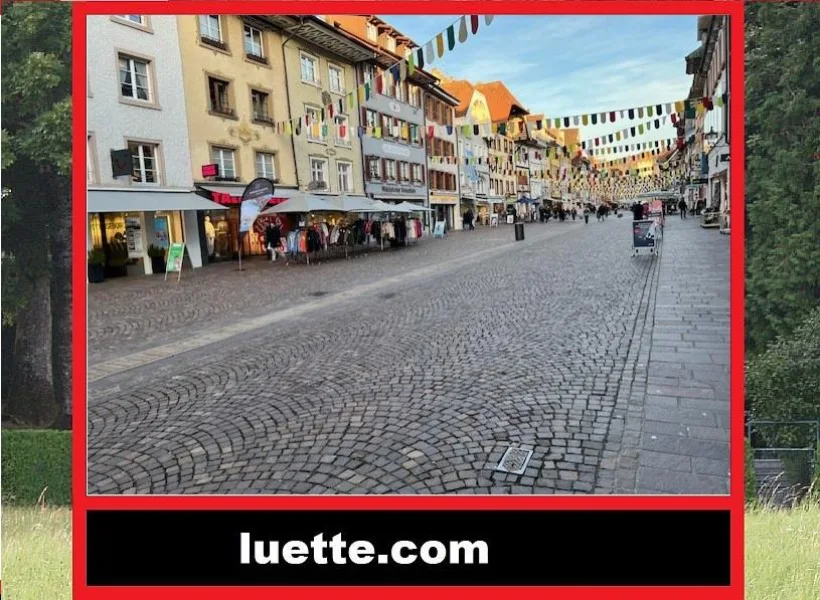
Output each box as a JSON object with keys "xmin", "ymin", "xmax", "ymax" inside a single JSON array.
[
  {"xmin": 88, "ymin": 250, "xmax": 106, "ymax": 283},
  {"xmin": 147, "ymin": 244, "xmax": 166, "ymax": 274}
]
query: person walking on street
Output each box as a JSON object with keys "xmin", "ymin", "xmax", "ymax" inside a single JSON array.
[
  {"xmin": 631, "ymin": 202, "xmax": 644, "ymax": 221},
  {"xmin": 583, "ymin": 205, "xmax": 590, "ymax": 224},
  {"xmin": 678, "ymin": 198, "xmax": 687, "ymax": 219},
  {"xmin": 265, "ymin": 220, "xmax": 282, "ymax": 262}
]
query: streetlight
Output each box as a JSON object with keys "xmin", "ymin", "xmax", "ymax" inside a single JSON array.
[{"xmin": 704, "ymin": 128, "xmax": 719, "ymax": 144}]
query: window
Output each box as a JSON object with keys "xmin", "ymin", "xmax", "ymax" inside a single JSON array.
[
  {"xmin": 364, "ymin": 109, "xmax": 378, "ymax": 130},
  {"xmin": 362, "ymin": 64, "xmax": 375, "ymax": 85},
  {"xmin": 335, "ymin": 115, "xmax": 350, "ymax": 147},
  {"xmin": 118, "ymin": 54, "xmax": 151, "ymax": 102},
  {"xmin": 410, "ymin": 124, "xmax": 421, "ymax": 146},
  {"xmin": 208, "ymin": 77, "xmax": 232, "ymax": 116},
  {"xmin": 381, "ymin": 114, "xmax": 393, "ymax": 138},
  {"xmin": 382, "ymin": 69, "xmax": 395, "ymax": 97},
  {"xmin": 244, "ymin": 25, "xmax": 265, "ymax": 60},
  {"xmin": 409, "ymin": 86, "xmax": 421, "ymax": 108},
  {"xmin": 384, "ymin": 159, "xmax": 397, "ymax": 181},
  {"xmin": 385, "ymin": 35, "xmax": 396, "ymax": 52},
  {"xmin": 211, "ymin": 146, "xmax": 236, "ymax": 179},
  {"xmin": 310, "ymin": 157, "xmax": 329, "ymax": 189},
  {"xmin": 251, "ymin": 89, "xmax": 271, "ymax": 122},
  {"xmin": 411, "ymin": 163, "xmax": 424, "ymax": 184},
  {"xmin": 366, "ymin": 156, "xmax": 382, "ymax": 180},
  {"xmin": 395, "ymin": 81, "xmax": 407, "ymax": 103},
  {"xmin": 400, "ymin": 161, "xmax": 410, "ymax": 182},
  {"xmin": 117, "ymin": 15, "xmax": 145, "ymax": 25},
  {"xmin": 328, "ymin": 64, "xmax": 345, "ymax": 94},
  {"xmin": 129, "ymin": 142, "xmax": 159, "ymax": 184},
  {"xmin": 337, "ymin": 161, "xmax": 353, "ymax": 193},
  {"xmin": 305, "ymin": 106, "xmax": 324, "ymax": 142},
  {"xmin": 199, "ymin": 15, "xmax": 223, "ymax": 46},
  {"xmin": 366, "ymin": 23, "xmax": 377, "ymax": 41},
  {"xmin": 87, "ymin": 135, "xmax": 96, "ymax": 184},
  {"xmin": 255, "ymin": 152, "xmax": 276, "ymax": 179},
  {"xmin": 300, "ymin": 53, "xmax": 319, "ymax": 85},
  {"xmin": 398, "ymin": 119, "xmax": 410, "ymax": 144}
]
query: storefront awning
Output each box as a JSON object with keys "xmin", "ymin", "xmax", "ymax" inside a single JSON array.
[{"xmin": 87, "ymin": 189, "xmax": 228, "ymax": 213}]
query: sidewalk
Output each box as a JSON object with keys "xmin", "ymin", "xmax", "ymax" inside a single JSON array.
[{"xmin": 616, "ymin": 217, "xmax": 731, "ymax": 494}]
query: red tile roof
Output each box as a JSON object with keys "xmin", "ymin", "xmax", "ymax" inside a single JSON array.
[
  {"xmin": 440, "ymin": 80, "xmax": 475, "ymax": 117},
  {"xmin": 474, "ymin": 81, "xmax": 528, "ymax": 123}
]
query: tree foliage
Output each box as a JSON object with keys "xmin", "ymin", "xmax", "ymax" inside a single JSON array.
[
  {"xmin": 744, "ymin": 2, "xmax": 820, "ymax": 355},
  {"xmin": 1, "ymin": 2, "xmax": 73, "ymax": 427}
]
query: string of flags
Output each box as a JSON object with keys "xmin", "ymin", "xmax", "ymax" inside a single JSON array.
[{"xmin": 581, "ymin": 115, "xmax": 675, "ymax": 148}]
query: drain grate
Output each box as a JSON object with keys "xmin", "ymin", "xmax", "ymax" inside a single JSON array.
[
  {"xmin": 310, "ymin": 291, "xmax": 328, "ymax": 297},
  {"xmin": 380, "ymin": 292, "xmax": 397, "ymax": 299},
  {"xmin": 495, "ymin": 447, "xmax": 534, "ymax": 475}
]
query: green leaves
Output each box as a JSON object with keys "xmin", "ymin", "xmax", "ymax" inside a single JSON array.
[{"xmin": 745, "ymin": 2, "xmax": 820, "ymax": 355}]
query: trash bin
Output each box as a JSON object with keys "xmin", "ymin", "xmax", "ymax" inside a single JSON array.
[{"xmin": 514, "ymin": 222, "xmax": 525, "ymax": 241}]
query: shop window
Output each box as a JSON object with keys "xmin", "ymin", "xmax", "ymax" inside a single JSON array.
[
  {"xmin": 335, "ymin": 115, "xmax": 351, "ymax": 147},
  {"xmin": 255, "ymin": 152, "xmax": 276, "ymax": 179},
  {"xmin": 199, "ymin": 15, "xmax": 226, "ymax": 50},
  {"xmin": 128, "ymin": 142, "xmax": 160, "ymax": 184},
  {"xmin": 328, "ymin": 64, "xmax": 345, "ymax": 94},
  {"xmin": 337, "ymin": 161, "xmax": 353, "ymax": 193},
  {"xmin": 300, "ymin": 52, "xmax": 320, "ymax": 85},
  {"xmin": 310, "ymin": 157, "xmax": 329, "ymax": 190},
  {"xmin": 244, "ymin": 25, "xmax": 265, "ymax": 62},
  {"xmin": 211, "ymin": 146, "xmax": 236, "ymax": 179},
  {"xmin": 208, "ymin": 76, "xmax": 233, "ymax": 116},
  {"xmin": 118, "ymin": 54, "xmax": 152, "ymax": 103}
]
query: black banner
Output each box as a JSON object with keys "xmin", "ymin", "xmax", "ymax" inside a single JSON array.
[{"xmin": 87, "ymin": 510, "xmax": 730, "ymax": 587}]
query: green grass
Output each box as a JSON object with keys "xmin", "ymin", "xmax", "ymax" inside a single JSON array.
[
  {"xmin": 746, "ymin": 502, "xmax": 820, "ymax": 600},
  {"xmin": 2, "ymin": 507, "xmax": 72, "ymax": 600}
]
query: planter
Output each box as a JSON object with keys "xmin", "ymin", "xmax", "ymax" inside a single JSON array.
[
  {"xmin": 151, "ymin": 256, "xmax": 166, "ymax": 274},
  {"xmin": 88, "ymin": 263, "xmax": 105, "ymax": 283}
]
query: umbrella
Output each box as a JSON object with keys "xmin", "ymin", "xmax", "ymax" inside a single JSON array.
[
  {"xmin": 395, "ymin": 201, "xmax": 434, "ymax": 213},
  {"xmin": 329, "ymin": 194, "xmax": 382, "ymax": 213},
  {"xmin": 259, "ymin": 193, "xmax": 340, "ymax": 215}
]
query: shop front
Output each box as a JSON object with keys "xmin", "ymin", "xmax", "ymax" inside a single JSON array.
[
  {"xmin": 87, "ymin": 189, "xmax": 226, "ymax": 277},
  {"xmin": 429, "ymin": 193, "xmax": 457, "ymax": 232},
  {"xmin": 366, "ymin": 181, "xmax": 430, "ymax": 231}
]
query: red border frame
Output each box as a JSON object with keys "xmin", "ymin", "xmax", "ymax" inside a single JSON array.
[{"xmin": 72, "ymin": 2, "xmax": 746, "ymax": 598}]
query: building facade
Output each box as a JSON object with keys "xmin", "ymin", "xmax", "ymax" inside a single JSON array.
[
  {"xmin": 424, "ymin": 86, "xmax": 461, "ymax": 230},
  {"xmin": 87, "ymin": 14, "xmax": 217, "ymax": 276},
  {"xmin": 327, "ymin": 15, "xmax": 432, "ymax": 215}
]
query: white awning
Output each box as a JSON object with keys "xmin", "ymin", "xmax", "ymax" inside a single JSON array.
[{"xmin": 87, "ymin": 189, "xmax": 228, "ymax": 213}]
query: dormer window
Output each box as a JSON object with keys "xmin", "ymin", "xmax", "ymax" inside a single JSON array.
[
  {"xmin": 385, "ymin": 35, "xmax": 396, "ymax": 52},
  {"xmin": 366, "ymin": 23, "xmax": 377, "ymax": 41}
]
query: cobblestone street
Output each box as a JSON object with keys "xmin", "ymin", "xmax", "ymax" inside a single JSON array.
[{"xmin": 87, "ymin": 216, "xmax": 730, "ymax": 495}]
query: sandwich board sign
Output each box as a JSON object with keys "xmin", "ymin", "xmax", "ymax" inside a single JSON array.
[
  {"xmin": 632, "ymin": 220, "xmax": 656, "ymax": 255},
  {"xmin": 433, "ymin": 220, "xmax": 446, "ymax": 237},
  {"xmin": 165, "ymin": 242, "xmax": 185, "ymax": 282}
]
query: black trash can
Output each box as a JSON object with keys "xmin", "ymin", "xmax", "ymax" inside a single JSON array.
[{"xmin": 514, "ymin": 222, "xmax": 525, "ymax": 241}]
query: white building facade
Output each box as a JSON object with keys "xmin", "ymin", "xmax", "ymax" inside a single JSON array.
[{"xmin": 86, "ymin": 15, "xmax": 220, "ymax": 276}]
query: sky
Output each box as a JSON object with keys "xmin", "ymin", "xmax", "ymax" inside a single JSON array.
[{"xmin": 382, "ymin": 15, "xmax": 697, "ymax": 160}]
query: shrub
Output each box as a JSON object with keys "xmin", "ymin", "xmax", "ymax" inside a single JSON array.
[
  {"xmin": 746, "ymin": 307, "xmax": 820, "ymax": 448},
  {"xmin": 2, "ymin": 429, "xmax": 71, "ymax": 506}
]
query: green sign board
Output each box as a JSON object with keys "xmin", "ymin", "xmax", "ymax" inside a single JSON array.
[{"xmin": 165, "ymin": 242, "xmax": 185, "ymax": 281}]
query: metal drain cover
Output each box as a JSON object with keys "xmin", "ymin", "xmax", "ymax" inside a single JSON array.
[
  {"xmin": 310, "ymin": 291, "xmax": 328, "ymax": 297},
  {"xmin": 495, "ymin": 447, "xmax": 533, "ymax": 474}
]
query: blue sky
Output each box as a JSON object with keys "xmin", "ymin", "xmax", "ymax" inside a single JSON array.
[{"xmin": 382, "ymin": 15, "xmax": 697, "ymax": 158}]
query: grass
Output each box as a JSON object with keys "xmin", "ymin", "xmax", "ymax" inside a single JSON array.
[
  {"xmin": 2, "ymin": 507, "xmax": 72, "ymax": 600},
  {"xmin": 746, "ymin": 501, "xmax": 820, "ymax": 600}
]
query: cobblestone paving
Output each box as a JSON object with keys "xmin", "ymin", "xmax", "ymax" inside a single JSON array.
[{"xmin": 87, "ymin": 216, "xmax": 730, "ymax": 495}]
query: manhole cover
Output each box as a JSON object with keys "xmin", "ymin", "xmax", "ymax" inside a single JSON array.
[
  {"xmin": 380, "ymin": 292, "xmax": 397, "ymax": 299},
  {"xmin": 495, "ymin": 447, "xmax": 533, "ymax": 475},
  {"xmin": 310, "ymin": 291, "xmax": 328, "ymax": 297}
]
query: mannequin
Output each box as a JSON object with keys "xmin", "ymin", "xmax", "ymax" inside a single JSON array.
[{"xmin": 204, "ymin": 216, "xmax": 216, "ymax": 257}]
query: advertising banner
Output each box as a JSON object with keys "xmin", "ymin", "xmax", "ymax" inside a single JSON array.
[
  {"xmin": 239, "ymin": 178, "xmax": 275, "ymax": 235},
  {"xmin": 633, "ymin": 219, "xmax": 656, "ymax": 249}
]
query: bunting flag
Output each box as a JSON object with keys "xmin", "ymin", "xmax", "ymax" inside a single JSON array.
[
  {"xmin": 543, "ymin": 97, "xmax": 714, "ymax": 130},
  {"xmin": 581, "ymin": 116, "xmax": 677, "ymax": 149}
]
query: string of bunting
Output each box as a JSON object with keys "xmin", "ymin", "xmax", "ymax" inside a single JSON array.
[
  {"xmin": 262, "ymin": 15, "xmax": 494, "ymax": 139},
  {"xmin": 581, "ymin": 115, "xmax": 676, "ymax": 148}
]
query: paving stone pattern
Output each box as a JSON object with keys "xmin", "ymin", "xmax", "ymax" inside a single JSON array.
[{"xmin": 87, "ymin": 217, "xmax": 730, "ymax": 495}]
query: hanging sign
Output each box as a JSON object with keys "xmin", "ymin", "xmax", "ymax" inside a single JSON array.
[
  {"xmin": 202, "ymin": 163, "xmax": 219, "ymax": 178},
  {"xmin": 239, "ymin": 177, "xmax": 275, "ymax": 236}
]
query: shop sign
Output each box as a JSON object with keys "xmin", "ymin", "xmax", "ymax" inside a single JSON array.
[
  {"xmin": 164, "ymin": 242, "xmax": 186, "ymax": 282},
  {"xmin": 110, "ymin": 149, "xmax": 132, "ymax": 178},
  {"xmin": 201, "ymin": 163, "xmax": 219, "ymax": 178},
  {"xmin": 125, "ymin": 217, "xmax": 143, "ymax": 257},
  {"xmin": 374, "ymin": 183, "xmax": 423, "ymax": 196}
]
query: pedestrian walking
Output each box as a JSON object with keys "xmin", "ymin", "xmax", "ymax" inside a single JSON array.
[
  {"xmin": 678, "ymin": 198, "xmax": 687, "ymax": 219},
  {"xmin": 631, "ymin": 202, "xmax": 644, "ymax": 220},
  {"xmin": 265, "ymin": 220, "xmax": 282, "ymax": 262},
  {"xmin": 583, "ymin": 206, "xmax": 590, "ymax": 224}
]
